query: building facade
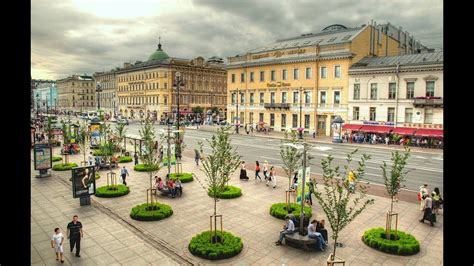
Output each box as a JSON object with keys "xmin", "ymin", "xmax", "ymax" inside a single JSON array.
[
  {"xmin": 116, "ymin": 41, "xmax": 227, "ymax": 121},
  {"xmin": 346, "ymin": 52, "xmax": 443, "ymax": 135},
  {"xmin": 93, "ymin": 70, "xmax": 118, "ymax": 116},
  {"xmin": 56, "ymin": 75, "xmax": 95, "ymax": 113},
  {"xmin": 35, "ymin": 82, "xmax": 58, "ymax": 112},
  {"xmin": 226, "ymin": 22, "xmax": 428, "ymax": 136}
]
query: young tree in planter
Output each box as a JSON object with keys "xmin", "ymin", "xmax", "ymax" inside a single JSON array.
[
  {"xmin": 312, "ymin": 149, "xmax": 374, "ymax": 264},
  {"xmin": 77, "ymin": 122, "xmax": 89, "ymax": 165},
  {"xmin": 381, "ymin": 147, "xmax": 411, "ymax": 238},
  {"xmin": 279, "ymin": 130, "xmax": 303, "ymax": 208},
  {"xmin": 138, "ymin": 119, "xmax": 162, "ymax": 206},
  {"xmin": 115, "ymin": 122, "xmax": 127, "ymax": 156},
  {"xmin": 61, "ymin": 121, "xmax": 70, "ymax": 164},
  {"xmin": 201, "ymin": 126, "xmax": 241, "ymax": 242}
]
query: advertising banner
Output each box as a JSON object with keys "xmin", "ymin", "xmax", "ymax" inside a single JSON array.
[
  {"xmin": 71, "ymin": 166, "xmax": 96, "ymax": 198},
  {"xmin": 296, "ymin": 167, "xmax": 311, "ymax": 203},
  {"xmin": 332, "ymin": 123, "xmax": 341, "ymax": 141},
  {"xmin": 34, "ymin": 143, "xmax": 52, "ymax": 170}
]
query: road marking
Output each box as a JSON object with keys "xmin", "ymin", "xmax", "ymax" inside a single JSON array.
[
  {"xmin": 314, "ymin": 146, "xmax": 333, "ymax": 151},
  {"xmin": 431, "ymin": 157, "xmax": 443, "ymax": 161},
  {"xmin": 414, "ymin": 155, "xmax": 427, "ymax": 159},
  {"xmin": 261, "ymin": 156, "xmax": 280, "ymax": 161}
]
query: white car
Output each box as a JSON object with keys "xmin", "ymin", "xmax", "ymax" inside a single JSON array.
[{"xmin": 109, "ymin": 117, "xmax": 117, "ymax": 123}]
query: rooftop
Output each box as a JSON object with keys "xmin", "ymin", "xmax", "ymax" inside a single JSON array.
[{"xmin": 350, "ymin": 51, "xmax": 443, "ymax": 69}]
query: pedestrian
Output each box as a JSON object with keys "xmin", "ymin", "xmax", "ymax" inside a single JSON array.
[
  {"xmin": 275, "ymin": 216, "xmax": 295, "ymax": 245},
  {"xmin": 419, "ymin": 193, "xmax": 434, "ymax": 226},
  {"xmin": 167, "ymin": 178, "xmax": 176, "ymax": 198},
  {"xmin": 240, "ymin": 161, "xmax": 249, "ymax": 180},
  {"xmin": 385, "ymin": 136, "xmax": 389, "ymax": 145},
  {"xmin": 67, "ymin": 215, "xmax": 83, "ymax": 257},
  {"xmin": 312, "ymin": 130, "xmax": 316, "ymax": 139},
  {"xmin": 291, "ymin": 172, "xmax": 298, "ymax": 191},
  {"xmin": 267, "ymin": 166, "xmax": 277, "ymax": 188},
  {"xmin": 120, "ymin": 166, "xmax": 129, "ymax": 186},
  {"xmin": 194, "ymin": 149, "xmax": 201, "ymax": 166},
  {"xmin": 159, "ymin": 146, "xmax": 163, "ymax": 160},
  {"xmin": 307, "ymin": 220, "xmax": 326, "ymax": 251},
  {"xmin": 134, "ymin": 152, "xmax": 139, "ymax": 165},
  {"xmin": 419, "ymin": 184, "xmax": 428, "ymax": 211},
  {"xmin": 263, "ymin": 160, "xmax": 269, "ymax": 180},
  {"xmin": 348, "ymin": 169, "xmax": 356, "ymax": 192},
  {"xmin": 432, "ymin": 187, "xmax": 442, "ymax": 214},
  {"xmin": 245, "ymin": 124, "xmax": 249, "ymax": 134},
  {"xmin": 255, "ymin": 161, "xmax": 262, "ymax": 181},
  {"xmin": 88, "ymin": 152, "xmax": 93, "ymax": 166},
  {"xmin": 307, "ymin": 178, "xmax": 315, "ymax": 205},
  {"xmin": 175, "ymin": 178, "xmax": 183, "ymax": 196},
  {"xmin": 95, "ymin": 156, "xmax": 101, "ymax": 171},
  {"xmin": 316, "ymin": 219, "xmax": 329, "ymax": 244},
  {"xmin": 51, "ymin": 228, "xmax": 65, "ymax": 263},
  {"xmin": 250, "ymin": 124, "xmax": 254, "ymax": 133}
]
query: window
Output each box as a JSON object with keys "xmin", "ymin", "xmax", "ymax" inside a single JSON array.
[
  {"xmin": 320, "ymin": 66, "xmax": 327, "ymax": 79},
  {"xmin": 293, "ymin": 91, "xmax": 299, "ymax": 104},
  {"xmin": 231, "ymin": 74, "xmax": 235, "ymax": 83},
  {"xmin": 405, "ymin": 108, "xmax": 413, "ymax": 123},
  {"xmin": 426, "ymin": 81, "xmax": 435, "ymax": 97},
  {"xmin": 353, "ymin": 107, "xmax": 360, "ymax": 120},
  {"xmin": 240, "ymin": 73, "xmax": 245, "ymax": 83},
  {"xmin": 164, "ymin": 83, "xmax": 167, "ymax": 89},
  {"xmin": 424, "ymin": 108, "xmax": 433, "ymax": 124},
  {"xmin": 304, "ymin": 115, "xmax": 310, "ymax": 129},
  {"xmin": 387, "ymin": 107, "xmax": 395, "ymax": 122},
  {"xmin": 259, "ymin": 113, "xmax": 264, "ymax": 122},
  {"xmin": 334, "ymin": 91, "xmax": 340, "ymax": 106},
  {"xmin": 305, "ymin": 67, "xmax": 312, "ymax": 79},
  {"xmin": 240, "ymin": 93, "xmax": 245, "ymax": 104},
  {"xmin": 270, "ymin": 113, "xmax": 275, "ymax": 126},
  {"xmin": 271, "ymin": 70, "xmax": 276, "ymax": 81},
  {"xmin": 281, "ymin": 114, "xmax": 286, "ymax": 128},
  {"xmin": 334, "ymin": 65, "xmax": 341, "ymax": 78},
  {"xmin": 320, "ymin": 91, "xmax": 326, "ymax": 106},
  {"xmin": 282, "ymin": 92, "xmax": 287, "ymax": 103},
  {"xmin": 353, "ymin": 84, "xmax": 360, "ymax": 100},
  {"xmin": 250, "ymin": 93, "xmax": 254, "ymax": 104},
  {"xmin": 293, "ymin": 68, "xmax": 299, "ymax": 80},
  {"xmin": 164, "ymin": 96, "xmax": 168, "ymax": 105},
  {"xmin": 292, "ymin": 114, "xmax": 298, "ymax": 128},
  {"xmin": 250, "ymin": 112, "xmax": 254, "ymax": 124},
  {"xmin": 282, "ymin": 69, "xmax": 288, "ymax": 80},
  {"xmin": 270, "ymin": 92, "xmax": 275, "ymax": 104},
  {"xmin": 370, "ymin": 83, "xmax": 378, "ymax": 100},
  {"xmin": 406, "ymin": 82, "xmax": 415, "ymax": 99},
  {"xmin": 231, "ymin": 112, "xmax": 235, "ymax": 122},
  {"xmin": 369, "ymin": 107, "xmax": 376, "ymax": 121},
  {"xmin": 250, "ymin": 72, "xmax": 254, "ymax": 82},
  {"xmin": 260, "ymin": 71, "xmax": 265, "ymax": 82},
  {"xmin": 305, "ymin": 92, "xmax": 311, "ymax": 105},
  {"xmin": 260, "ymin": 92, "xmax": 265, "ymax": 105},
  {"xmin": 231, "ymin": 93, "xmax": 236, "ymax": 104},
  {"xmin": 388, "ymin": 83, "xmax": 396, "ymax": 99}
]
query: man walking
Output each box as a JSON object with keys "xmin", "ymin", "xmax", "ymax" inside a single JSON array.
[
  {"xmin": 67, "ymin": 215, "xmax": 83, "ymax": 257},
  {"xmin": 134, "ymin": 152, "xmax": 139, "ymax": 165},
  {"xmin": 194, "ymin": 149, "xmax": 201, "ymax": 166},
  {"xmin": 419, "ymin": 193, "xmax": 434, "ymax": 226},
  {"xmin": 121, "ymin": 166, "xmax": 130, "ymax": 186}
]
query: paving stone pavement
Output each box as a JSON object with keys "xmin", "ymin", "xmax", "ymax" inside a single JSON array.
[{"xmin": 32, "ymin": 146, "xmax": 443, "ymax": 265}]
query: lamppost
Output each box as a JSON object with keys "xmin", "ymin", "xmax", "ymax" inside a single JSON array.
[
  {"xmin": 332, "ymin": 115, "xmax": 344, "ymax": 143},
  {"xmin": 235, "ymin": 88, "xmax": 240, "ymax": 134},
  {"xmin": 36, "ymin": 92, "xmax": 40, "ymax": 118},
  {"xmin": 298, "ymin": 87, "xmax": 308, "ymax": 139},
  {"xmin": 96, "ymin": 81, "xmax": 102, "ymax": 112},
  {"xmin": 173, "ymin": 71, "xmax": 184, "ymax": 131}
]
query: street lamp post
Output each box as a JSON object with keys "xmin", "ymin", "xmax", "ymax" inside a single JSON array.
[
  {"xmin": 96, "ymin": 82, "xmax": 102, "ymax": 112},
  {"xmin": 298, "ymin": 87, "xmax": 308, "ymax": 139},
  {"xmin": 36, "ymin": 93, "xmax": 39, "ymax": 118},
  {"xmin": 173, "ymin": 72, "xmax": 184, "ymax": 131},
  {"xmin": 235, "ymin": 88, "xmax": 240, "ymax": 134}
]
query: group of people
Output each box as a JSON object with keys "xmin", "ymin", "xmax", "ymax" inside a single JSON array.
[
  {"xmin": 154, "ymin": 175, "xmax": 183, "ymax": 198},
  {"xmin": 418, "ymin": 184, "xmax": 443, "ymax": 226},
  {"xmin": 343, "ymin": 131, "xmax": 443, "ymax": 149},
  {"xmin": 252, "ymin": 160, "xmax": 277, "ymax": 188},
  {"xmin": 50, "ymin": 215, "xmax": 84, "ymax": 263}
]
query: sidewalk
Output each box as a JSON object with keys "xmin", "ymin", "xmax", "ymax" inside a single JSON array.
[{"xmin": 39, "ymin": 147, "xmax": 443, "ymax": 265}]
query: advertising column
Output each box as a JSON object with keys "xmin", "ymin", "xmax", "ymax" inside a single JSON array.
[{"xmin": 34, "ymin": 143, "xmax": 52, "ymax": 178}]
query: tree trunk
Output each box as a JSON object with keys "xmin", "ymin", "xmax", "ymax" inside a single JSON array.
[
  {"xmin": 332, "ymin": 234, "xmax": 338, "ymax": 261},
  {"xmin": 390, "ymin": 196, "xmax": 394, "ymax": 213}
]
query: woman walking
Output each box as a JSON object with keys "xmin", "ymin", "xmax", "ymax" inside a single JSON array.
[
  {"xmin": 263, "ymin": 160, "xmax": 269, "ymax": 180},
  {"xmin": 266, "ymin": 166, "xmax": 277, "ymax": 188},
  {"xmin": 255, "ymin": 161, "xmax": 262, "ymax": 181},
  {"xmin": 240, "ymin": 161, "xmax": 249, "ymax": 180},
  {"xmin": 432, "ymin": 187, "xmax": 442, "ymax": 214}
]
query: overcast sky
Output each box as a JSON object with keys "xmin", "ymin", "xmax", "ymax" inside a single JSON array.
[{"xmin": 31, "ymin": 0, "xmax": 443, "ymax": 80}]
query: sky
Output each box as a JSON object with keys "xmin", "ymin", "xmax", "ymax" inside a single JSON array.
[{"xmin": 31, "ymin": 0, "xmax": 443, "ymax": 80}]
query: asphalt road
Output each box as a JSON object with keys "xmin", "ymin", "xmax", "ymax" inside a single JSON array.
[{"xmin": 118, "ymin": 121, "xmax": 443, "ymax": 193}]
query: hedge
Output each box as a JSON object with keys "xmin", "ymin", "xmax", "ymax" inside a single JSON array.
[
  {"xmin": 169, "ymin": 172, "xmax": 193, "ymax": 183},
  {"xmin": 118, "ymin": 156, "xmax": 133, "ymax": 163},
  {"xmin": 208, "ymin": 185, "xmax": 242, "ymax": 199},
  {"xmin": 188, "ymin": 231, "xmax": 243, "ymax": 260},
  {"xmin": 362, "ymin": 227, "xmax": 420, "ymax": 255},
  {"xmin": 52, "ymin": 163, "xmax": 78, "ymax": 171},
  {"xmin": 52, "ymin": 156, "xmax": 62, "ymax": 162},
  {"xmin": 130, "ymin": 203, "xmax": 173, "ymax": 221},
  {"xmin": 93, "ymin": 150, "xmax": 114, "ymax": 156},
  {"xmin": 95, "ymin": 185, "xmax": 129, "ymax": 198},
  {"xmin": 269, "ymin": 203, "xmax": 312, "ymax": 220},
  {"xmin": 134, "ymin": 164, "xmax": 160, "ymax": 172}
]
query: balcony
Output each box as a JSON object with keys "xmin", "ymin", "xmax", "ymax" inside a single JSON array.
[
  {"xmin": 413, "ymin": 97, "xmax": 443, "ymax": 108},
  {"xmin": 264, "ymin": 103, "xmax": 291, "ymax": 109}
]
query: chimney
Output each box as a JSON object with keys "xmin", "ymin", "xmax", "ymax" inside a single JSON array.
[{"xmin": 123, "ymin": 62, "xmax": 131, "ymax": 68}]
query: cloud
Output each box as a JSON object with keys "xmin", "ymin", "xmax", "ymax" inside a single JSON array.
[{"xmin": 32, "ymin": 0, "xmax": 442, "ymax": 80}]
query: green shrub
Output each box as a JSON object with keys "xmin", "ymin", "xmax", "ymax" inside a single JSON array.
[
  {"xmin": 52, "ymin": 163, "xmax": 78, "ymax": 171},
  {"xmin": 169, "ymin": 173, "xmax": 193, "ymax": 183},
  {"xmin": 52, "ymin": 156, "xmax": 62, "ymax": 162},
  {"xmin": 362, "ymin": 227, "xmax": 420, "ymax": 255},
  {"xmin": 95, "ymin": 185, "xmax": 129, "ymax": 198},
  {"xmin": 269, "ymin": 203, "xmax": 312, "ymax": 220},
  {"xmin": 130, "ymin": 203, "xmax": 173, "ymax": 221},
  {"xmin": 207, "ymin": 185, "xmax": 242, "ymax": 199},
  {"xmin": 134, "ymin": 164, "xmax": 160, "ymax": 172},
  {"xmin": 95, "ymin": 173, "xmax": 101, "ymax": 180},
  {"xmin": 93, "ymin": 150, "xmax": 114, "ymax": 156},
  {"xmin": 118, "ymin": 156, "xmax": 133, "ymax": 163},
  {"xmin": 188, "ymin": 231, "xmax": 243, "ymax": 260}
]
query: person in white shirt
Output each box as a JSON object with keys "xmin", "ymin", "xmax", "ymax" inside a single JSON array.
[
  {"xmin": 266, "ymin": 166, "xmax": 277, "ymax": 188},
  {"xmin": 88, "ymin": 152, "xmax": 93, "ymax": 166},
  {"xmin": 308, "ymin": 220, "xmax": 326, "ymax": 250},
  {"xmin": 419, "ymin": 184, "xmax": 428, "ymax": 211},
  {"xmin": 275, "ymin": 216, "xmax": 295, "ymax": 245},
  {"xmin": 51, "ymin": 228, "xmax": 65, "ymax": 263}
]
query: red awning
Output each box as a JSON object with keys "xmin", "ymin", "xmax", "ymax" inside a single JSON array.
[
  {"xmin": 414, "ymin": 129, "xmax": 443, "ymax": 138},
  {"xmin": 391, "ymin": 127, "xmax": 416, "ymax": 135},
  {"xmin": 359, "ymin": 125, "xmax": 393, "ymax": 134},
  {"xmin": 342, "ymin": 124, "xmax": 362, "ymax": 131}
]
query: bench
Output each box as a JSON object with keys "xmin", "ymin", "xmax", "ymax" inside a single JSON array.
[
  {"xmin": 284, "ymin": 232, "xmax": 321, "ymax": 251},
  {"xmin": 158, "ymin": 187, "xmax": 182, "ymax": 197}
]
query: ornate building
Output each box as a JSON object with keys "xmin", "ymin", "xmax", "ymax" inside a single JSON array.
[
  {"xmin": 93, "ymin": 70, "xmax": 118, "ymax": 116},
  {"xmin": 56, "ymin": 74, "xmax": 95, "ymax": 113},
  {"xmin": 116, "ymin": 40, "xmax": 227, "ymax": 121}
]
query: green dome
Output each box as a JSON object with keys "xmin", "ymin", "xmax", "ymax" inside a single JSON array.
[{"xmin": 148, "ymin": 42, "xmax": 169, "ymax": 61}]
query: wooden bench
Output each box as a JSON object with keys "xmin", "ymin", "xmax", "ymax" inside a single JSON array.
[{"xmin": 284, "ymin": 232, "xmax": 321, "ymax": 251}]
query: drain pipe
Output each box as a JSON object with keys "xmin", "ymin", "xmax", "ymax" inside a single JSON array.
[{"xmin": 394, "ymin": 62, "xmax": 400, "ymax": 128}]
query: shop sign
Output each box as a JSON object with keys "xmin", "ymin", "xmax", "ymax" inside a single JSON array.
[
  {"xmin": 267, "ymin": 82, "xmax": 291, "ymax": 87},
  {"xmin": 363, "ymin": 121, "xmax": 394, "ymax": 126}
]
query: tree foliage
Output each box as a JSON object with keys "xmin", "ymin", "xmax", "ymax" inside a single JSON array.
[
  {"xmin": 280, "ymin": 130, "xmax": 303, "ymax": 190},
  {"xmin": 77, "ymin": 122, "xmax": 89, "ymax": 164},
  {"xmin": 381, "ymin": 147, "xmax": 411, "ymax": 213},
  {"xmin": 115, "ymin": 122, "xmax": 127, "ymax": 155},
  {"xmin": 138, "ymin": 119, "xmax": 161, "ymax": 191}
]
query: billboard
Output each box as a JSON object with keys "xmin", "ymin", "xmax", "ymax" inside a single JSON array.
[
  {"xmin": 34, "ymin": 143, "xmax": 52, "ymax": 170},
  {"xmin": 71, "ymin": 166, "xmax": 96, "ymax": 198},
  {"xmin": 89, "ymin": 124, "xmax": 101, "ymax": 148}
]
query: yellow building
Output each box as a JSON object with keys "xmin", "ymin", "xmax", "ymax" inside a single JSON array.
[
  {"xmin": 116, "ymin": 41, "xmax": 227, "ymax": 121},
  {"xmin": 56, "ymin": 74, "xmax": 95, "ymax": 113},
  {"xmin": 226, "ymin": 23, "xmax": 429, "ymax": 136},
  {"xmin": 93, "ymin": 70, "xmax": 118, "ymax": 117}
]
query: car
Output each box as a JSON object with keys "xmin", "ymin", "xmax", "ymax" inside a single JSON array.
[
  {"xmin": 117, "ymin": 118, "xmax": 129, "ymax": 125},
  {"xmin": 109, "ymin": 117, "xmax": 117, "ymax": 123}
]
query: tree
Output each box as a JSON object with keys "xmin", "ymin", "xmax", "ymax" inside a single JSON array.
[
  {"xmin": 201, "ymin": 126, "xmax": 241, "ymax": 242},
  {"xmin": 138, "ymin": 119, "xmax": 161, "ymax": 206},
  {"xmin": 98, "ymin": 124, "xmax": 114, "ymax": 171},
  {"xmin": 312, "ymin": 149, "xmax": 374, "ymax": 263},
  {"xmin": 115, "ymin": 122, "xmax": 127, "ymax": 155},
  {"xmin": 280, "ymin": 131, "xmax": 303, "ymax": 208},
  {"xmin": 77, "ymin": 122, "xmax": 89, "ymax": 165},
  {"xmin": 61, "ymin": 121, "xmax": 71, "ymax": 164},
  {"xmin": 45, "ymin": 117, "xmax": 53, "ymax": 146},
  {"xmin": 174, "ymin": 131, "xmax": 186, "ymax": 160}
]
